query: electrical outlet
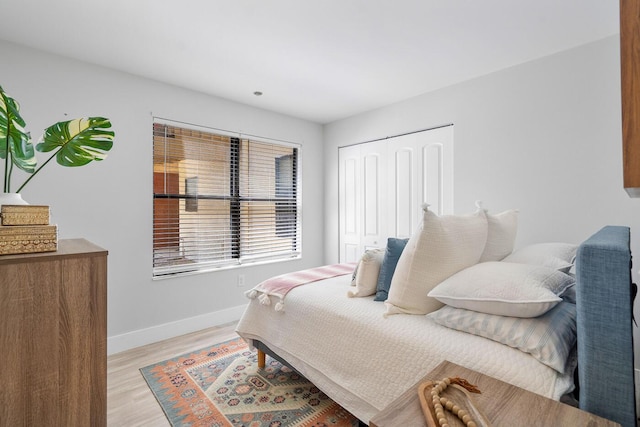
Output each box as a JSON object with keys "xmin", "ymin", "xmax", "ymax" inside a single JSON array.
[{"xmin": 237, "ymin": 274, "xmax": 245, "ymax": 287}]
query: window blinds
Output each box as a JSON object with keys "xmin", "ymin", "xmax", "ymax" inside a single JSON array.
[{"xmin": 153, "ymin": 121, "xmax": 300, "ymax": 277}]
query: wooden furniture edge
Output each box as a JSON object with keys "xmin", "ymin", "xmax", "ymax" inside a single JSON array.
[
  {"xmin": 621, "ymin": 0, "xmax": 640, "ymax": 195},
  {"xmin": 0, "ymin": 238, "xmax": 107, "ymax": 265}
]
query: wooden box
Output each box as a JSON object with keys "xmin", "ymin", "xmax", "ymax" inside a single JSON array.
[
  {"xmin": 1, "ymin": 205, "xmax": 50, "ymax": 226},
  {"xmin": 0, "ymin": 224, "xmax": 58, "ymax": 255}
]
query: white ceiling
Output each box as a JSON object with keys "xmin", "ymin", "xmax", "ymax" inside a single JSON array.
[{"xmin": 0, "ymin": 1, "xmax": 619, "ymax": 124}]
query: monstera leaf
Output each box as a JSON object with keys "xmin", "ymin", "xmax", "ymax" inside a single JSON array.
[
  {"xmin": 0, "ymin": 84, "xmax": 115, "ymax": 193},
  {"xmin": 36, "ymin": 117, "xmax": 114, "ymax": 166},
  {"xmin": 0, "ymin": 86, "xmax": 36, "ymax": 191}
]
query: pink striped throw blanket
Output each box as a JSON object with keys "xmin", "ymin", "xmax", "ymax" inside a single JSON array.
[{"xmin": 245, "ymin": 263, "xmax": 357, "ymax": 312}]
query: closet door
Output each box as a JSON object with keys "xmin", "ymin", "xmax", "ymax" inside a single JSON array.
[
  {"xmin": 338, "ymin": 145, "xmax": 362, "ymax": 262},
  {"xmin": 359, "ymin": 141, "xmax": 388, "ymax": 253},
  {"xmin": 388, "ymin": 136, "xmax": 418, "ymax": 239},
  {"xmin": 338, "ymin": 142, "xmax": 388, "ymax": 262},
  {"xmin": 339, "ymin": 126, "xmax": 453, "ymax": 262},
  {"xmin": 389, "ymin": 126, "xmax": 453, "ymax": 239}
]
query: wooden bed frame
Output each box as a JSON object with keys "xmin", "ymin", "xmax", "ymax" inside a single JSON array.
[{"xmin": 253, "ymin": 226, "xmax": 637, "ymax": 426}]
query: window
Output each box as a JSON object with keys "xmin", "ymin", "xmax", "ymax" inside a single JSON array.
[{"xmin": 152, "ymin": 120, "xmax": 301, "ymax": 277}]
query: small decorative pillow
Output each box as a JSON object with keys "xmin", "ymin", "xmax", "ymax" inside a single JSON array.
[
  {"xmin": 384, "ymin": 205, "xmax": 488, "ymax": 316},
  {"xmin": 373, "ymin": 238, "xmax": 409, "ymax": 301},
  {"xmin": 348, "ymin": 248, "xmax": 385, "ymax": 298},
  {"xmin": 428, "ymin": 261, "xmax": 575, "ymax": 317},
  {"xmin": 478, "ymin": 204, "xmax": 519, "ymax": 262},
  {"xmin": 502, "ymin": 242, "xmax": 578, "ymax": 273},
  {"xmin": 428, "ymin": 302, "xmax": 577, "ymax": 373}
]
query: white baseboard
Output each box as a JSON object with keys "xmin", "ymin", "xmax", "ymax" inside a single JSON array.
[{"xmin": 107, "ymin": 304, "xmax": 248, "ymax": 356}]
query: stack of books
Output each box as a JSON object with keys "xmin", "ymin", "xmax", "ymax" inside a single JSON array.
[{"xmin": 0, "ymin": 205, "xmax": 57, "ymax": 255}]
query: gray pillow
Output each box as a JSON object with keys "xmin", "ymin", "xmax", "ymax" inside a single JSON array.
[{"xmin": 429, "ymin": 302, "xmax": 577, "ymax": 373}]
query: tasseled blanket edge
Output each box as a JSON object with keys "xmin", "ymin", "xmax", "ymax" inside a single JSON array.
[{"xmin": 246, "ymin": 288, "xmax": 286, "ymax": 312}]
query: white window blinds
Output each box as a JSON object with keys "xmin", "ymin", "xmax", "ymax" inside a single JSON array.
[{"xmin": 153, "ymin": 121, "xmax": 300, "ymax": 277}]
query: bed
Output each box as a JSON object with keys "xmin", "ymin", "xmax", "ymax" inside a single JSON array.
[{"xmin": 236, "ymin": 225, "xmax": 636, "ymax": 426}]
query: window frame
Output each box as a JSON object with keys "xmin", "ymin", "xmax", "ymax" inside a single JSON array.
[{"xmin": 152, "ymin": 118, "xmax": 302, "ymax": 279}]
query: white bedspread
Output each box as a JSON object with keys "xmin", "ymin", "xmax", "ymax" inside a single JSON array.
[{"xmin": 235, "ymin": 274, "xmax": 574, "ymax": 422}]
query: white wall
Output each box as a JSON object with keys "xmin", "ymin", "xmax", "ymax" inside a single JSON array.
[
  {"xmin": 324, "ymin": 36, "xmax": 640, "ymax": 362},
  {"xmin": 0, "ymin": 40, "xmax": 325, "ymax": 354}
]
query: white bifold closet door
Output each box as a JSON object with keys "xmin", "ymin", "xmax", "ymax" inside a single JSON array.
[{"xmin": 338, "ymin": 125, "xmax": 453, "ymax": 262}]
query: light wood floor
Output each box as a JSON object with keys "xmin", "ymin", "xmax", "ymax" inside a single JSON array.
[{"xmin": 107, "ymin": 321, "xmax": 239, "ymax": 427}]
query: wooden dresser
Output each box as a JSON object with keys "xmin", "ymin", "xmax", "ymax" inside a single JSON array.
[{"xmin": 0, "ymin": 239, "xmax": 108, "ymax": 427}]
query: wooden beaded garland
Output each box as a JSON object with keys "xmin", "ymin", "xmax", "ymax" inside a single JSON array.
[{"xmin": 429, "ymin": 377, "xmax": 483, "ymax": 427}]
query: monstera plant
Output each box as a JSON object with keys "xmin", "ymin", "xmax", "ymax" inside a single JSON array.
[{"xmin": 0, "ymin": 84, "xmax": 114, "ymax": 195}]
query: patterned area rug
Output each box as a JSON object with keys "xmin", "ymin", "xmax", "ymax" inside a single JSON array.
[{"xmin": 140, "ymin": 337, "xmax": 359, "ymax": 427}]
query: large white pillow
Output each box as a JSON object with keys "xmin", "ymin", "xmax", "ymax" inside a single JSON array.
[
  {"xmin": 428, "ymin": 261, "xmax": 575, "ymax": 317},
  {"xmin": 384, "ymin": 205, "xmax": 488, "ymax": 316},
  {"xmin": 347, "ymin": 248, "xmax": 385, "ymax": 298},
  {"xmin": 502, "ymin": 242, "xmax": 578, "ymax": 273},
  {"xmin": 479, "ymin": 206, "xmax": 519, "ymax": 262}
]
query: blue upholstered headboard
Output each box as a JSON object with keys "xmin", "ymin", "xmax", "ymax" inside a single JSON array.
[{"xmin": 576, "ymin": 226, "xmax": 636, "ymax": 427}]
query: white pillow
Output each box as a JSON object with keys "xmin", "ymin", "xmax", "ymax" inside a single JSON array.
[
  {"xmin": 384, "ymin": 205, "xmax": 488, "ymax": 316},
  {"xmin": 502, "ymin": 242, "xmax": 578, "ymax": 273},
  {"xmin": 428, "ymin": 302, "xmax": 577, "ymax": 373},
  {"xmin": 479, "ymin": 207, "xmax": 519, "ymax": 262},
  {"xmin": 428, "ymin": 261, "xmax": 575, "ymax": 317},
  {"xmin": 348, "ymin": 248, "xmax": 385, "ymax": 297}
]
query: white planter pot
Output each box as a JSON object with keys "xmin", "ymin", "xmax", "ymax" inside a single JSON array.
[{"xmin": 0, "ymin": 193, "xmax": 28, "ymax": 207}]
